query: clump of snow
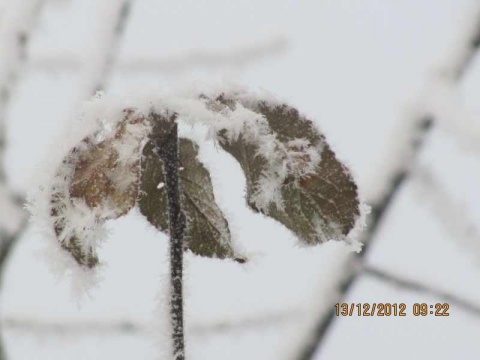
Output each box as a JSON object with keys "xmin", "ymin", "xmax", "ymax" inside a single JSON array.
[
  {"xmin": 27, "ymin": 178, "xmax": 105, "ymax": 301},
  {"xmin": 197, "ymin": 95, "xmax": 325, "ymax": 212},
  {"xmin": 345, "ymin": 201, "xmax": 370, "ymax": 253}
]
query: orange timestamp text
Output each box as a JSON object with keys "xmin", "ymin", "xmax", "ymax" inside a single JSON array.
[{"xmin": 335, "ymin": 303, "xmax": 450, "ymax": 317}]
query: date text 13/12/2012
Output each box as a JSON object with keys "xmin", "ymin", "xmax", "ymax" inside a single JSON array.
[{"xmin": 335, "ymin": 303, "xmax": 450, "ymax": 317}]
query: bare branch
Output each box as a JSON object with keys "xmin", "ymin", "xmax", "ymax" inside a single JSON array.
[
  {"xmin": 79, "ymin": 0, "xmax": 131, "ymax": 96},
  {"xmin": 0, "ymin": 0, "xmax": 45, "ymax": 180},
  {"xmin": 412, "ymin": 164, "xmax": 480, "ymax": 259},
  {"xmin": 0, "ymin": 1, "xmax": 46, "ymax": 286},
  {"xmin": 364, "ymin": 266, "xmax": 480, "ymax": 317},
  {"xmin": 295, "ymin": 4, "xmax": 480, "ymax": 359},
  {"xmin": 0, "ymin": 4, "xmax": 46, "ymax": 354},
  {"xmin": 2, "ymin": 308, "xmax": 301, "ymax": 336},
  {"xmin": 29, "ymin": 35, "xmax": 289, "ymax": 75},
  {"xmin": 0, "ymin": 0, "xmax": 132, "ymax": 278}
]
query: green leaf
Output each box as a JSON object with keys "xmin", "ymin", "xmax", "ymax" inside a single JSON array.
[
  {"xmin": 213, "ymin": 94, "xmax": 360, "ymax": 244},
  {"xmin": 139, "ymin": 135, "xmax": 244, "ymax": 262}
]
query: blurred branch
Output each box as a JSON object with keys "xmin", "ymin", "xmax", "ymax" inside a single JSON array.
[
  {"xmin": 295, "ymin": 4, "xmax": 480, "ymax": 360},
  {"xmin": 2, "ymin": 318, "xmax": 147, "ymax": 335},
  {"xmin": 0, "ymin": 0, "xmax": 46, "ymax": 280},
  {"xmin": 0, "ymin": 190, "xmax": 24, "ymax": 272},
  {"xmin": 29, "ymin": 35, "xmax": 289, "ymax": 75},
  {"xmin": 419, "ymin": 78, "xmax": 480, "ymax": 154},
  {"xmin": 2, "ymin": 309, "xmax": 301, "ymax": 335},
  {"xmin": 0, "ymin": 3, "xmax": 133, "ymax": 351},
  {"xmin": 0, "ymin": 2, "xmax": 46, "ymax": 358},
  {"xmin": 364, "ymin": 265, "xmax": 480, "ymax": 317},
  {"xmin": 0, "ymin": 0, "xmax": 131, "ymax": 278},
  {"xmin": 79, "ymin": 0, "xmax": 132, "ymax": 95},
  {"xmin": 0, "ymin": 0, "xmax": 45, "ymax": 180},
  {"xmin": 412, "ymin": 164, "xmax": 480, "ymax": 258}
]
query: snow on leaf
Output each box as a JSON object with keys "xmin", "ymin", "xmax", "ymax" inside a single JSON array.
[
  {"xmin": 211, "ymin": 93, "xmax": 360, "ymax": 244},
  {"xmin": 50, "ymin": 109, "xmax": 150, "ymax": 268},
  {"xmin": 139, "ymin": 116, "xmax": 244, "ymax": 262}
]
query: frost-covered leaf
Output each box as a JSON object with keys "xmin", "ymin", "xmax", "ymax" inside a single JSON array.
[
  {"xmin": 50, "ymin": 109, "xmax": 150, "ymax": 268},
  {"xmin": 139, "ymin": 128, "xmax": 243, "ymax": 262},
  {"xmin": 211, "ymin": 94, "xmax": 360, "ymax": 244}
]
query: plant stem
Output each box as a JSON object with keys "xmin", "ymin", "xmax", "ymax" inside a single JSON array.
[{"xmin": 156, "ymin": 119, "xmax": 186, "ymax": 360}]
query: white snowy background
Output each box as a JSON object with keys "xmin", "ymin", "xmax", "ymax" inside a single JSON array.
[{"xmin": 1, "ymin": 0, "xmax": 480, "ymax": 359}]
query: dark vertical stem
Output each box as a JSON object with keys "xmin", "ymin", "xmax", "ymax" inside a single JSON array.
[{"xmin": 155, "ymin": 120, "xmax": 186, "ymax": 360}]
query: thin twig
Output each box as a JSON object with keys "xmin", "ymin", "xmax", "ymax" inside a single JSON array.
[
  {"xmin": 0, "ymin": 0, "xmax": 132, "ymax": 283},
  {"xmin": 0, "ymin": 3, "xmax": 46, "ymax": 358},
  {"xmin": 1, "ymin": 308, "xmax": 301, "ymax": 336},
  {"xmin": 364, "ymin": 265, "xmax": 480, "ymax": 317},
  {"xmin": 0, "ymin": 0, "xmax": 46, "ymax": 282},
  {"xmin": 88, "ymin": 0, "xmax": 131, "ymax": 94},
  {"xmin": 411, "ymin": 164, "xmax": 480, "ymax": 258},
  {"xmin": 29, "ymin": 35, "xmax": 289, "ymax": 75},
  {"xmin": 0, "ymin": 0, "xmax": 45, "ymax": 179}
]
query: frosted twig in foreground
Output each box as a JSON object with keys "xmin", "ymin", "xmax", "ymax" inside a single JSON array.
[{"xmin": 295, "ymin": 4, "xmax": 480, "ymax": 360}]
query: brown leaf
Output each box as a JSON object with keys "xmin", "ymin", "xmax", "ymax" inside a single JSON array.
[
  {"xmin": 212, "ymin": 93, "xmax": 360, "ymax": 244},
  {"xmin": 138, "ymin": 120, "xmax": 244, "ymax": 262},
  {"xmin": 51, "ymin": 109, "xmax": 149, "ymax": 268}
]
